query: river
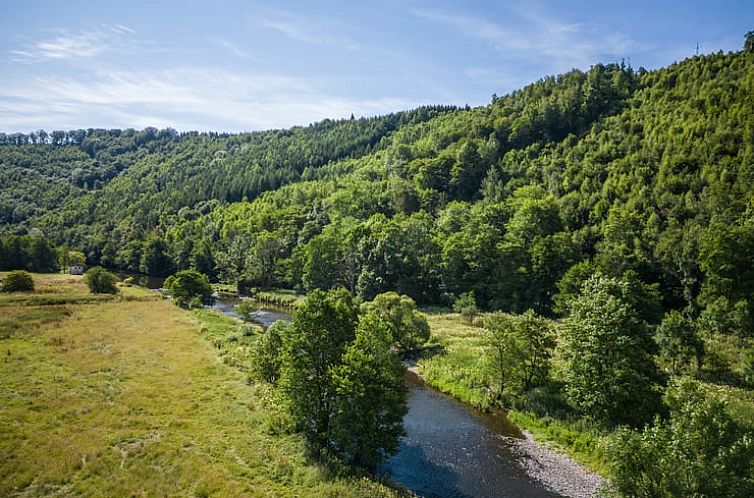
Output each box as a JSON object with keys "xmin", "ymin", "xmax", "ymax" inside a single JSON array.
[
  {"xmin": 125, "ymin": 275, "xmax": 293, "ymax": 330},
  {"xmin": 381, "ymin": 373, "xmax": 567, "ymax": 498},
  {"xmin": 208, "ymin": 293, "xmax": 573, "ymax": 498},
  {"xmin": 210, "ymin": 294, "xmax": 292, "ymax": 329}
]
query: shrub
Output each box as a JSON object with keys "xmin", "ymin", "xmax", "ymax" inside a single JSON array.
[
  {"xmin": 361, "ymin": 291, "xmax": 430, "ymax": 350},
  {"xmin": 235, "ymin": 299, "xmax": 258, "ymax": 322},
  {"xmin": 483, "ymin": 310, "xmax": 555, "ymax": 401},
  {"xmin": 512, "ymin": 385, "xmax": 571, "ymax": 419},
  {"xmin": 241, "ymin": 324, "xmax": 255, "ymax": 337},
  {"xmin": 453, "ymin": 291, "xmax": 478, "ymax": 323},
  {"xmin": 122, "ymin": 276, "xmax": 135, "ymax": 287},
  {"xmin": 1, "ymin": 270, "xmax": 35, "ymax": 292},
  {"xmin": 251, "ymin": 321, "xmax": 288, "ymax": 383},
  {"xmin": 606, "ymin": 379, "xmax": 754, "ymax": 498},
  {"xmin": 741, "ymin": 347, "xmax": 754, "ymax": 386},
  {"xmin": 165, "ymin": 269, "xmax": 213, "ymax": 309},
  {"xmin": 655, "ymin": 310, "xmax": 704, "ymax": 375},
  {"xmin": 84, "ymin": 267, "xmax": 119, "ymax": 294}
]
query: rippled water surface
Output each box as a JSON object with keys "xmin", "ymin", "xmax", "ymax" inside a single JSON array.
[{"xmin": 381, "ymin": 375, "xmax": 565, "ymax": 498}]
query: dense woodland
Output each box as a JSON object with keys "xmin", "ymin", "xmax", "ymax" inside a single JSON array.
[
  {"xmin": 4, "ymin": 36, "xmax": 754, "ymax": 496},
  {"xmin": 4, "ymin": 47, "xmax": 754, "ymax": 320}
]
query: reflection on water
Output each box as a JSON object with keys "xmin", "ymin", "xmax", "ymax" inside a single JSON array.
[
  {"xmin": 212, "ymin": 293, "xmax": 561, "ymax": 498},
  {"xmin": 211, "ymin": 294, "xmax": 292, "ymax": 329},
  {"xmin": 381, "ymin": 373, "xmax": 565, "ymax": 498}
]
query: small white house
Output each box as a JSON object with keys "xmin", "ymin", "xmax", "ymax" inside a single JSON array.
[{"xmin": 70, "ymin": 265, "xmax": 84, "ymax": 275}]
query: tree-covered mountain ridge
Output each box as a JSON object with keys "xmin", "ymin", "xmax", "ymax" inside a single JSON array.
[{"xmin": 3, "ymin": 46, "xmax": 754, "ymax": 322}]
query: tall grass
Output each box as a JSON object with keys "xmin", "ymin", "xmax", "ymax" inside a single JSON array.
[
  {"xmin": 253, "ymin": 289, "xmax": 305, "ymax": 309},
  {"xmin": 0, "ymin": 274, "xmax": 402, "ymax": 497}
]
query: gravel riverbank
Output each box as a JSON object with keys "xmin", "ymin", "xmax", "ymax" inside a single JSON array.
[
  {"xmin": 405, "ymin": 359, "xmax": 607, "ymax": 498},
  {"xmin": 503, "ymin": 430, "xmax": 607, "ymax": 498}
]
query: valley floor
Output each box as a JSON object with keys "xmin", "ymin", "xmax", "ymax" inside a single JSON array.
[{"xmin": 0, "ymin": 274, "xmax": 397, "ymax": 498}]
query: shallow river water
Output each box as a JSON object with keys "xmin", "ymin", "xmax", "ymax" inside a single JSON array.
[
  {"xmin": 380, "ymin": 374, "xmax": 566, "ymax": 498},
  {"xmin": 210, "ymin": 294, "xmax": 292, "ymax": 329},
  {"xmin": 211, "ymin": 294, "xmax": 565, "ymax": 498}
]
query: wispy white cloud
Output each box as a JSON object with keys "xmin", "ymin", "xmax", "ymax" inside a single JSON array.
[
  {"xmin": 253, "ymin": 10, "xmax": 360, "ymax": 51},
  {"xmin": 8, "ymin": 25, "xmax": 136, "ymax": 63},
  {"xmin": 0, "ymin": 68, "xmax": 421, "ymax": 132},
  {"xmin": 260, "ymin": 18, "xmax": 319, "ymax": 45},
  {"xmin": 113, "ymin": 24, "xmax": 136, "ymax": 34},
  {"xmin": 211, "ymin": 38, "xmax": 251, "ymax": 59},
  {"xmin": 411, "ymin": 6, "xmax": 646, "ymax": 69}
]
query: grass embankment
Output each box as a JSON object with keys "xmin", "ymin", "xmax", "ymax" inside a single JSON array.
[
  {"xmin": 211, "ymin": 283, "xmax": 238, "ymax": 294},
  {"xmin": 0, "ymin": 274, "xmax": 399, "ymax": 497},
  {"xmin": 419, "ymin": 311, "xmax": 609, "ymax": 475},
  {"xmin": 419, "ymin": 311, "xmax": 754, "ymax": 477}
]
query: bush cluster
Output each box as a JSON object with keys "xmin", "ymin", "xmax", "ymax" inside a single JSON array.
[
  {"xmin": 85, "ymin": 267, "xmax": 119, "ymax": 294},
  {"xmin": 1, "ymin": 270, "xmax": 35, "ymax": 292}
]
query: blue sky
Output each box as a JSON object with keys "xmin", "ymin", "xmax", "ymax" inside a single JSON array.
[{"xmin": 1, "ymin": 0, "xmax": 752, "ymax": 132}]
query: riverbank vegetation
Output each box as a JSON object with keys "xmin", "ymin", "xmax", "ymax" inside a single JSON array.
[
  {"xmin": 418, "ymin": 302, "xmax": 754, "ymax": 491},
  {"xmin": 4, "ymin": 33, "xmax": 754, "ymax": 497},
  {"xmin": 0, "ymin": 273, "xmax": 402, "ymax": 497},
  {"xmin": 245, "ymin": 289, "xmax": 429, "ymax": 470},
  {"xmin": 420, "ymin": 311, "xmax": 609, "ymax": 472},
  {"xmin": 252, "ymin": 289, "xmax": 305, "ymax": 309}
]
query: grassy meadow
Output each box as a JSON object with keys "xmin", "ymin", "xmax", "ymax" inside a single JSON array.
[{"xmin": 0, "ymin": 274, "xmax": 400, "ymax": 497}]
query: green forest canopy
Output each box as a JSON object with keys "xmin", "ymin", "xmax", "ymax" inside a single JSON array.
[{"xmin": 2, "ymin": 45, "xmax": 754, "ymax": 330}]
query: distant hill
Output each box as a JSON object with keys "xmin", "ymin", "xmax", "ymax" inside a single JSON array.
[{"xmin": 2, "ymin": 45, "xmax": 754, "ymax": 321}]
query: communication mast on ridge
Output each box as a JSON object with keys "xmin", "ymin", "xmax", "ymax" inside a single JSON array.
[{"xmin": 696, "ymin": 42, "xmax": 700, "ymax": 55}]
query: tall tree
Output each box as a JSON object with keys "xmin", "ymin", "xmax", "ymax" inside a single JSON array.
[
  {"xmin": 607, "ymin": 379, "xmax": 754, "ymax": 498},
  {"xmin": 561, "ymin": 275, "xmax": 663, "ymax": 426},
  {"xmin": 361, "ymin": 291, "xmax": 430, "ymax": 350},
  {"xmin": 279, "ymin": 288, "xmax": 358, "ymax": 454},
  {"xmin": 140, "ymin": 236, "xmax": 174, "ymax": 277},
  {"xmin": 331, "ymin": 312, "xmax": 407, "ymax": 469},
  {"xmin": 484, "ymin": 310, "xmax": 555, "ymax": 400}
]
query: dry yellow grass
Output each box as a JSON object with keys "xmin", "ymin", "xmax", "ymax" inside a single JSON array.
[
  {"xmin": 0, "ymin": 273, "xmax": 156, "ymax": 307},
  {"xmin": 0, "ymin": 274, "xmax": 399, "ymax": 497}
]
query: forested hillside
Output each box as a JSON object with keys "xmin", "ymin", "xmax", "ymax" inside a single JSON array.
[
  {"xmin": 4, "ymin": 33, "xmax": 754, "ymax": 498},
  {"xmin": 1, "ymin": 107, "xmax": 453, "ymax": 265},
  {"xmin": 2, "ymin": 47, "xmax": 754, "ymax": 324}
]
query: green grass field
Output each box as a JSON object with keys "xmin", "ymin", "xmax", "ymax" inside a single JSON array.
[{"xmin": 0, "ymin": 274, "xmax": 400, "ymax": 497}]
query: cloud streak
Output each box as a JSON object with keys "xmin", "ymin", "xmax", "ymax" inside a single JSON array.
[
  {"xmin": 8, "ymin": 25, "xmax": 136, "ymax": 63},
  {"xmin": 211, "ymin": 38, "xmax": 251, "ymax": 59},
  {"xmin": 0, "ymin": 67, "xmax": 422, "ymax": 132},
  {"xmin": 411, "ymin": 6, "xmax": 646, "ymax": 69},
  {"xmin": 253, "ymin": 10, "xmax": 360, "ymax": 51}
]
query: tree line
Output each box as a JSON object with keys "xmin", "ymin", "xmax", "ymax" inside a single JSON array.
[{"xmin": 4, "ymin": 33, "xmax": 754, "ymax": 497}]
